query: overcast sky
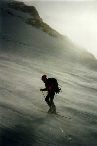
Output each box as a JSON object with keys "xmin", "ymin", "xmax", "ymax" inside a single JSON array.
[{"xmin": 17, "ymin": 0, "xmax": 97, "ymax": 58}]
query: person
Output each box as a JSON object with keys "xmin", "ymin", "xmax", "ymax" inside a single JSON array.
[{"xmin": 40, "ymin": 75, "xmax": 61, "ymax": 113}]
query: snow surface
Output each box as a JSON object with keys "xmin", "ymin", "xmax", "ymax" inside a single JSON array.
[{"xmin": 0, "ymin": 3, "xmax": 97, "ymax": 146}]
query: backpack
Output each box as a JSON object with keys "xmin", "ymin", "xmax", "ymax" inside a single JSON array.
[{"xmin": 48, "ymin": 78, "xmax": 61, "ymax": 94}]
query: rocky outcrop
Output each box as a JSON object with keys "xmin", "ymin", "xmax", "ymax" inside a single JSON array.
[{"xmin": 7, "ymin": 1, "xmax": 61, "ymax": 37}]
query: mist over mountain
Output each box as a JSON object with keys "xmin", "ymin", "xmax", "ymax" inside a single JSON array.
[
  {"xmin": 0, "ymin": 1, "xmax": 97, "ymax": 146},
  {"xmin": 1, "ymin": 0, "xmax": 61, "ymax": 37},
  {"xmin": 0, "ymin": 0, "xmax": 97, "ymax": 70}
]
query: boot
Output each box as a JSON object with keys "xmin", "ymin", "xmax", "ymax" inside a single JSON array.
[
  {"xmin": 48, "ymin": 107, "xmax": 52, "ymax": 113},
  {"xmin": 50, "ymin": 105, "xmax": 56, "ymax": 114}
]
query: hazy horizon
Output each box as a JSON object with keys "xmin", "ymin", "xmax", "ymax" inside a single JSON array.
[{"xmin": 12, "ymin": 0, "xmax": 97, "ymax": 58}]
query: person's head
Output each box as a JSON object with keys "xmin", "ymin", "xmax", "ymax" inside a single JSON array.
[{"xmin": 41, "ymin": 75, "xmax": 47, "ymax": 83}]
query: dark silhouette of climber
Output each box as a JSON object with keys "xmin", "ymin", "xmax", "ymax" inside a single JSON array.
[{"xmin": 40, "ymin": 75, "xmax": 61, "ymax": 113}]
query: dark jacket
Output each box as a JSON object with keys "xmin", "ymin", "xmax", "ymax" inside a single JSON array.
[{"xmin": 42, "ymin": 78, "xmax": 59, "ymax": 93}]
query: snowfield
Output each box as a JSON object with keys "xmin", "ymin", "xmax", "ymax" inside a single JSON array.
[{"xmin": 0, "ymin": 1, "xmax": 97, "ymax": 146}]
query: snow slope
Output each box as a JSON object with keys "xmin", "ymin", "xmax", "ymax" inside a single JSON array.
[{"xmin": 0, "ymin": 1, "xmax": 97, "ymax": 146}]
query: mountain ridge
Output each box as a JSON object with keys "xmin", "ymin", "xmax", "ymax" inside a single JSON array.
[
  {"xmin": 6, "ymin": 0, "xmax": 62, "ymax": 38},
  {"xmin": 0, "ymin": 0, "xmax": 97, "ymax": 69}
]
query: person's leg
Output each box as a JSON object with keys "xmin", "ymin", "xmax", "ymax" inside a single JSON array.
[
  {"xmin": 50, "ymin": 96, "xmax": 54, "ymax": 107},
  {"xmin": 45, "ymin": 94, "xmax": 53, "ymax": 113},
  {"xmin": 49, "ymin": 92, "xmax": 54, "ymax": 106},
  {"xmin": 45, "ymin": 94, "xmax": 51, "ymax": 107},
  {"xmin": 50, "ymin": 93, "xmax": 56, "ymax": 113}
]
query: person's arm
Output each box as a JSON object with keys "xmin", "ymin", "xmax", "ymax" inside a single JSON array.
[{"xmin": 40, "ymin": 88, "xmax": 47, "ymax": 91}]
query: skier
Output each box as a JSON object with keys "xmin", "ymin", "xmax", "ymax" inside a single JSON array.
[{"xmin": 40, "ymin": 75, "xmax": 61, "ymax": 113}]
